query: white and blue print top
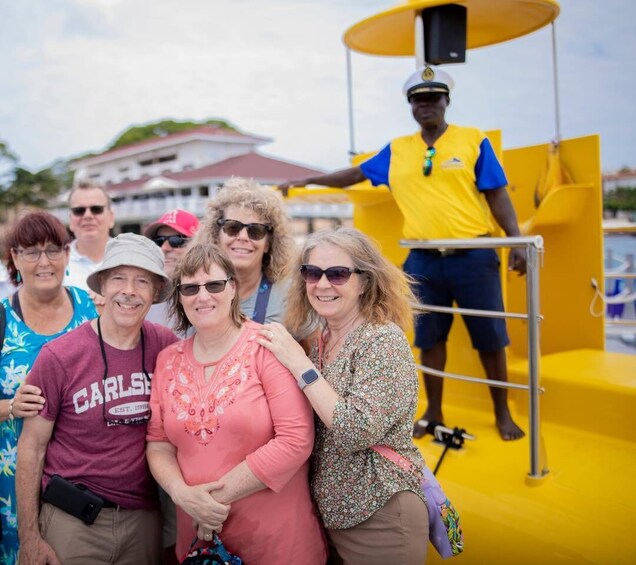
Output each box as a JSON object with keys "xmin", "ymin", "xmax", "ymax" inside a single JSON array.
[{"xmin": 0, "ymin": 287, "xmax": 97, "ymax": 563}]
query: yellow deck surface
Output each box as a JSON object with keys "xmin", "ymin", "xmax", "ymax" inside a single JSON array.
[
  {"xmin": 415, "ymin": 346, "xmax": 636, "ymax": 564},
  {"xmin": 416, "ymin": 401, "xmax": 636, "ymax": 564}
]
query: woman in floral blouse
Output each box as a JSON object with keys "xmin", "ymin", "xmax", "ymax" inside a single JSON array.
[
  {"xmin": 0, "ymin": 212, "xmax": 97, "ymax": 562},
  {"xmin": 146, "ymin": 243, "xmax": 326, "ymax": 564},
  {"xmin": 260, "ymin": 227, "xmax": 430, "ymax": 565}
]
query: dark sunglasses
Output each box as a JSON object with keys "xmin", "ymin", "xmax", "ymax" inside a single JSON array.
[
  {"xmin": 423, "ymin": 146, "xmax": 436, "ymax": 177},
  {"xmin": 300, "ymin": 265, "xmax": 362, "ymax": 285},
  {"xmin": 217, "ymin": 218, "xmax": 272, "ymax": 241},
  {"xmin": 152, "ymin": 235, "xmax": 190, "ymax": 249},
  {"xmin": 410, "ymin": 92, "xmax": 445, "ymax": 104},
  {"xmin": 70, "ymin": 205, "xmax": 106, "ymax": 217},
  {"xmin": 177, "ymin": 279, "xmax": 231, "ymax": 296}
]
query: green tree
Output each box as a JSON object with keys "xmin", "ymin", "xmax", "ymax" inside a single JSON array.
[
  {"xmin": 604, "ymin": 186, "xmax": 636, "ymax": 214},
  {"xmin": 0, "ymin": 140, "xmax": 17, "ymax": 190},
  {"xmin": 109, "ymin": 118, "xmax": 236, "ymax": 150},
  {"xmin": 0, "ymin": 140, "xmax": 67, "ymax": 212}
]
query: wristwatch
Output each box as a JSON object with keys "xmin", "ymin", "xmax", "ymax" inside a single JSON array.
[{"xmin": 299, "ymin": 368, "xmax": 320, "ymax": 390}]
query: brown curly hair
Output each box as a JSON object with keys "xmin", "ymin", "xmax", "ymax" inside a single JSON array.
[{"xmin": 194, "ymin": 177, "xmax": 295, "ymax": 282}]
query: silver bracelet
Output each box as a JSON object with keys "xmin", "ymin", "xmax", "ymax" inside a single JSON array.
[{"xmin": 8, "ymin": 397, "xmax": 15, "ymax": 421}]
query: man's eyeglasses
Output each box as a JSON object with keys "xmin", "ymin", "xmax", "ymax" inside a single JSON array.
[
  {"xmin": 217, "ymin": 218, "xmax": 272, "ymax": 241},
  {"xmin": 423, "ymin": 146, "xmax": 436, "ymax": 177},
  {"xmin": 177, "ymin": 279, "xmax": 232, "ymax": 296},
  {"xmin": 300, "ymin": 265, "xmax": 362, "ymax": 285},
  {"xmin": 152, "ymin": 235, "xmax": 190, "ymax": 249},
  {"xmin": 70, "ymin": 205, "xmax": 106, "ymax": 217},
  {"xmin": 15, "ymin": 246, "xmax": 67, "ymax": 263}
]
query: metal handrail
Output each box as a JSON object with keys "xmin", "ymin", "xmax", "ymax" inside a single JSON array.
[
  {"xmin": 417, "ymin": 364, "xmax": 545, "ymax": 393},
  {"xmin": 606, "ymin": 319, "xmax": 636, "ymax": 327},
  {"xmin": 401, "ymin": 235, "xmax": 544, "ymax": 250},
  {"xmin": 400, "ymin": 235, "xmax": 548, "ymax": 479},
  {"xmin": 413, "ymin": 303, "xmax": 537, "ymax": 320}
]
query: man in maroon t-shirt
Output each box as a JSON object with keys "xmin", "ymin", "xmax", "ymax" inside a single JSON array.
[{"xmin": 16, "ymin": 233, "xmax": 178, "ymax": 564}]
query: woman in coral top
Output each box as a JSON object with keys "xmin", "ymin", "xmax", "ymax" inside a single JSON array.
[{"xmin": 146, "ymin": 244, "xmax": 326, "ymax": 564}]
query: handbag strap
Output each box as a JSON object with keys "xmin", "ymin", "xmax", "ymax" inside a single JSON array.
[{"xmin": 371, "ymin": 444, "xmax": 419, "ymax": 475}]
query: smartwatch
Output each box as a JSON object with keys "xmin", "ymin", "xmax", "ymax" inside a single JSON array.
[{"xmin": 299, "ymin": 368, "xmax": 320, "ymax": 390}]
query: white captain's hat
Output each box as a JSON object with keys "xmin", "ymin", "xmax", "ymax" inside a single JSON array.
[{"xmin": 403, "ymin": 66, "xmax": 454, "ymax": 99}]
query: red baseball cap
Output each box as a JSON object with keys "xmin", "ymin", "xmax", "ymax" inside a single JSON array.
[{"xmin": 143, "ymin": 209, "xmax": 200, "ymax": 239}]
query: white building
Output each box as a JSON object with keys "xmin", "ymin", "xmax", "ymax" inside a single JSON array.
[
  {"xmin": 603, "ymin": 170, "xmax": 636, "ymax": 193},
  {"xmin": 51, "ymin": 125, "xmax": 351, "ymax": 232}
]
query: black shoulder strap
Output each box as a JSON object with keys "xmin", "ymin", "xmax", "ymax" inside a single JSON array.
[
  {"xmin": 252, "ymin": 275, "xmax": 273, "ymax": 324},
  {"xmin": 0, "ymin": 302, "xmax": 6, "ymax": 354}
]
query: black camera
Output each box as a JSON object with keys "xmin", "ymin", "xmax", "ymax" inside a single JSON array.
[{"xmin": 42, "ymin": 475, "xmax": 104, "ymax": 525}]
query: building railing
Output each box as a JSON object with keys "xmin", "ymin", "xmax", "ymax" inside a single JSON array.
[
  {"xmin": 48, "ymin": 195, "xmax": 353, "ymax": 229},
  {"xmin": 400, "ymin": 235, "xmax": 548, "ymax": 479}
]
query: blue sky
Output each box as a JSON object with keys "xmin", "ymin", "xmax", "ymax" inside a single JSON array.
[{"xmin": 0, "ymin": 0, "xmax": 634, "ymax": 174}]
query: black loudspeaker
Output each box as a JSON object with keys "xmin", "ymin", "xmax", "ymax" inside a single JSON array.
[{"xmin": 422, "ymin": 4, "xmax": 467, "ymax": 65}]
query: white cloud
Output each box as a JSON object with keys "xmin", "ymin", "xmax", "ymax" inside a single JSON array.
[{"xmin": 0, "ymin": 0, "xmax": 634, "ymax": 173}]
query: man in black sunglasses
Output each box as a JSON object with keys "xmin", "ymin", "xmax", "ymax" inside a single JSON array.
[
  {"xmin": 143, "ymin": 209, "xmax": 200, "ymax": 330},
  {"xmin": 144, "ymin": 209, "xmax": 200, "ymax": 277},
  {"xmin": 278, "ymin": 66, "xmax": 526, "ymax": 441},
  {"xmin": 65, "ymin": 181, "xmax": 115, "ymax": 307}
]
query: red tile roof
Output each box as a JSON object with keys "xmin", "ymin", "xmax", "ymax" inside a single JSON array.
[
  {"xmin": 177, "ymin": 152, "xmax": 323, "ymax": 181},
  {"xmin": 105, "ymin": 152, "xmax": 323, "ymax": 194},
  {"xmin": 603, "ymin": 171, "xmax": 636, "ymax": 182}
]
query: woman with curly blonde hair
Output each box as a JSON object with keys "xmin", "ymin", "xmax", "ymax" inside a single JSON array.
[
  {"xmin": 195, "ymin": 177, "xmax": 295, "ymax": 323},
  {"xmin": 257, "ymin": 227, "xmax": 430, "ymax": 565}
]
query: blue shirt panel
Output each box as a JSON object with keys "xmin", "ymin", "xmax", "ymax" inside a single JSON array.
[
  {"xmin": 359, "ymin": 143, "xmax": 392, "ymax": 187},
  {"xmin": 475, "ymin": 138, "xmax": 507, "ymax": 191}
]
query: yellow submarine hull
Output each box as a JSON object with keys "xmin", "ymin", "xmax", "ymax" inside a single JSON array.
[
  {"xmin": 286, "ymin": 1, "xmax": 636, "ymax": 562},
  {"xmin": 288, "ymin": 133, "xmax": 636, "ymax": 563}
]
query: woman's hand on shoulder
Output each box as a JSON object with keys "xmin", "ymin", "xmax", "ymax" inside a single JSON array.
[
  {"xmin": 11, "ymin": 384, "xmax": 46, "ymax": 419},
  {"xmin": 258, "ymin": 323, "xmax": 312, "ymax": 378},
  {"xmin": 88, "ymin": 289, "xmax": 106, "ymax": 307}
]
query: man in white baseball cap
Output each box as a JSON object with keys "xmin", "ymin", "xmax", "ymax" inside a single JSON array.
[
  {"xmin": 17, "ymin": 233, "xmax": 178, "ymax": 564},
  {"xmin": 278, "ymin": 65, "xmax": 527, "ymax": 442}
]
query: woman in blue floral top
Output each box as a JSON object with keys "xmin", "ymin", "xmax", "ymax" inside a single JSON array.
[
  {"xmin": 0, "ymin": 212, "xmax": 97, "ymax": 563},
  {"xmin": 259, "ymin": 227, "xmax": 430, "ymax": 565}
]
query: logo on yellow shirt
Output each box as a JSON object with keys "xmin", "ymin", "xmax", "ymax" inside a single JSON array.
[{"xmin": 441, "ymin": 157, "xmax": 464, "ymax": 169}]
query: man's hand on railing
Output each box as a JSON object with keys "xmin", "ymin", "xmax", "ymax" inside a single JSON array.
[{"xmin": 508, "ymin": 247, "xmax": 527, "ymax": 275}]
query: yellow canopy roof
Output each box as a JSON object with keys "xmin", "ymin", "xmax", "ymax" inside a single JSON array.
[{"xmin": 344, "ymin": 0, "xmax": 560, "ymax": 56}]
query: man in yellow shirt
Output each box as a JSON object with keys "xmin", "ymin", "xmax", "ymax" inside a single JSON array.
[{"xmin": 279, "ymin": 66, "xmax": 526, "ymax": 440}]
